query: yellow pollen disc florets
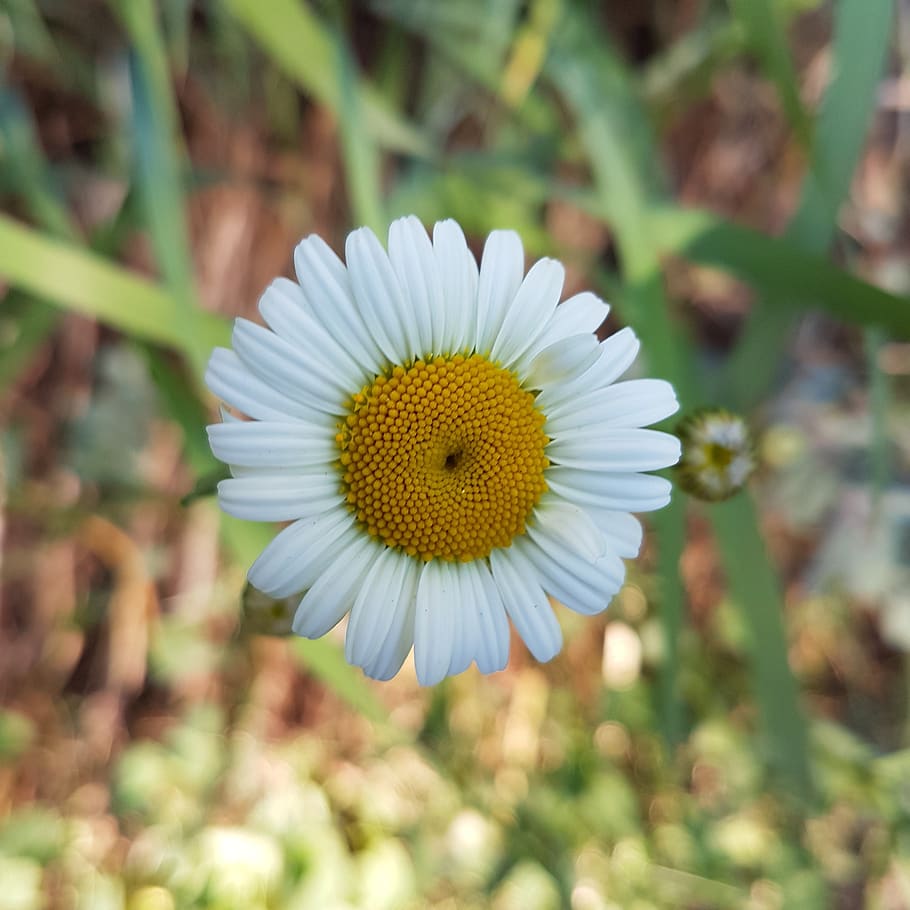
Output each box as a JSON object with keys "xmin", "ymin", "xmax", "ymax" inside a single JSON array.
[{"xmin": 337, "ymin": 354, "xmax": 549, "ymax": 562}]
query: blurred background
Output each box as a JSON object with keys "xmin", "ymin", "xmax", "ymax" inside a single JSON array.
[{"xmin": 2, "ymin": 1, "xmax": 910, "ymax": 908}]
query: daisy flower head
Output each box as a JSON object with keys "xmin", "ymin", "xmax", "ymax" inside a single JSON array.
[
  {"xmin": 676, "ymin": 409, "xmax": 756, "ymax": 502},
  {"xmin": 205, "ymin": 217, "xmax": 681, "ymax": 685}
]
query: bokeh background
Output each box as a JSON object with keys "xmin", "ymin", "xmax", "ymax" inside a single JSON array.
[{"xmin": 2, "ymin": 1, "xmax": 910, "ymax": 908}]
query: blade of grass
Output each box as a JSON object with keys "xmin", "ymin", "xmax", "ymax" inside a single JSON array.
[
  {"xmin": 292, "ymin": 639, "xmax": 386, "ymax": 724},
  {"xmin": 865, "ymin": 326, "xmax": 891, "ymax": 507},
  {"xmin": 642, "ymin": 14, "xmax": 744, "ymax": 121},
  {"xmin": 0, "ymin": 90, "xmax": 75, "ymax": 241},
  {"xmin": 648, "ymin": 205, "xmax": 910, "ymax": 337},
  {"xmin": 371, "ymin": 0, "xmax": 555, "ymax": 135},
  {"xmin": 330, "ymin": 14, "xmax": 384, "ymax": 234},
  {"xmin": 224, "ymin": 0, "xmax": 432, "ymax": 157},
  {"xmin": 0, "ymin": 88, "xmax": 73, "ymax": 389},
  {"xmin": 549, "ymin": 6, "xmax": 813, "ymax": 796},
  {"xmin": 160, "ymin": 0, "xmax": 193, "ymax": 76},
  {"xmin": 109, "ymin": 0, "xmax": 209, "ymax": 377},
  {"xmin": 2, "ymin": 0, "xmax": 58, "ymax": 67},
  {"xmin": 0, "ymin": 214, "xmax": 228, "ymax": 350},
  {"xmin": 728, "ymin": 0, "xmax": 812, "ymax": 151},
  {"xmin": 546, "ymin": 9, "xmax": 691, "ymax": 749},
  {"xmin": 109, "ymin": 1, "xmax": 387, "ymax": 717},
  {"xmin": 722, "ymin": 0, "xmax": 895, "ymax": 408},
  {"xmin": 711, "ymin": 494, "xmax": 812, "ymax": 797},
  {"xmin": 0, "ymin": 294, "xmax": 58, "ymax": 392}
]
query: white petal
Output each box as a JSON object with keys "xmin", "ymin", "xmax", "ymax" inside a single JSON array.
[
  {"xmin": 217, "ymin": 474, "xmax": 342, "ymax": 521},
  {"xmin": 518, "ymin": 530, "xmax": 625, "ymax": 616},
  {"xmin": 532, "ymin": 498, "xmax": 606, "ymax": 561},
  {"xmin": 352, "ymin": 551, "xmax": 421, "ymax": 681},
  {"xmin": 513, "ymin": 292, "xmax": 610, "ymax": 377},
  {"xmin": 346, "ymin": 548, "xmax": 411, "ymax": 666},
  {"xmin": 462, "ymin": 560, "xmax": 510, "ymax": 674},
  {"xmin": 489, "ymin": 547, "xmax": 562, "ymax": 662},
  {"xmin": 206, "ymin": 421, "xmax": 335, "ymax": 468},
  {"xmin": 345, "ymin": 227, "xmax": 412, "ymax": 364},
  {"xmin": 248, "ymin": 509, "xmax": 356, "ymax": 598},
  {"xmin": 545, "ymin": 467, "xmax": 673, "ymax": 513},
  {"xmin": 547, "ymin": 428, "xmax": 681, "ymax": 472},
  {"xmin": 258, "ymin": 278, "xmax": 367, "ymax": 388},
  {"xmin": 414, "ymin": 560, "xmax": 456, "ymax": 686},
  {"xmin": 537, "ymin": 327, "xmax": 640, "ymax": 412},
  {"xmin": 475, "ymin": 229, "xmax": 524, "ymax": 355},
  {"xmin": 586, "ymin": 510, "xmax": 643, "ymax": 558},
  {"xmin": 523, "ymin": 333, "xmax": 601, "ymax": 388},
  {"xmin": 445, "ymin": 562, "xmax": 475, "ymax": 677},
  {"xmin": 292, "ymin": 534, "xmax": 380, "ymax": 638},
  {"xmin": 432, "ymin": 220, "xmax": 478, "ymax": 355},
  {"xmin": 232, "ymin": 319, "xmax": 347, "ymax": 415},
  {"xmin": 490, "ymin": 257, "xmax": 564, "ymax": 367},
  {"xmin": 294, "ymin": 234, "xmax": 385, "ymax": 375},
  {"xmin": 206, "ymin": 348, "xmax": 316, "ymax": 421},
  {"xmin": 548, "ymin": 291, "xmax": 610, "ymax": 338},
  {"xmin": 388, "ymin": 216, "xmax": 439, "ymax": 358},
  {"xmin": 545, "ymin": 379, "xmax": 679, "ymax": 433}
]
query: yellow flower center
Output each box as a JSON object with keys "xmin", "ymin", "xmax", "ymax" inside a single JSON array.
[{"xmin": 337, "ymin": 354, "xmax": 549, "ymax": 561}]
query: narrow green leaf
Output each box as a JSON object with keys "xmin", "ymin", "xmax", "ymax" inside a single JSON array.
[
  {"xmin": 709, "ymin": 494, "xmax": 813, "ymax": 798},
  {"xmin": 649, "ymin": 205, "xmax": 910, "ymax": 337},
  {"xmin": 0, "ymin": 295, "xmax": 58, "ymax": 392},
  {"xmin": 0, "ymin": 214, "xmax": 228, "ymax": 351},
  {"xmin": 723, "ymin": 0, "xmax": 895, "ymax": 407},
  {"xmin": 0, "ymin": 90, "xmax": 75, "ymax": 240},
  {"xmin": 728, "ymin": 0, "xmax": 812, "ymax": 149},
  {"xmin": 109, "ymin": 0, "xmax": 210, "ymax": 377},
  {"xmin": 292, "ymin": 639, "xmax": 387, "ymax": 724},
  {"xmin": 547, "ymin": 8, "xmax": 692, "ymax": 746},
  {"xmin": 224, "ymin": 0, "xmax": 432, "ymax": 157},
  {"xmin": 330, "ymin": 18, "xmax": 385, "ymax": 234},
  {"xmin": 864, "ymin": 326, "xmax": 891, "ymax": 506}
]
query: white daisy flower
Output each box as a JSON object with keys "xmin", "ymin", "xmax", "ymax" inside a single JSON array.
[
  {"xmin": 676, "ymin": 409, "xmax": 756, "ymax": 501},
  {"xmin": 205, "ymin": 216, "xmax": 681, "ymax": 685}
]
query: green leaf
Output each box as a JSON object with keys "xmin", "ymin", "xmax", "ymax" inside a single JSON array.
[
  {"xmin": 546, "ymin": 6, "xmax": 692, "ymax": 747},
  {"xmin": 709, "ymin": 494, "xmax": 813, "ymax": 797},
  {"xmin": 224, "ymin": 0, "xmax": 432, "ymax": 157},
  {"xmin": 292, "ymin": 639, "xmax": 387, "ymax": 724},
  {"xmin": 0, "ymin": 214, "xmax": 228, "ymax": 351},
  {"xmin": 728, "ymin": 0, "xmax": 812, "ymax": 150},
  {"xmin": 0, "ymin": 89, "xmax": 75, "ymax": 240},
  {"xmin": 330, "ymin": 16, "xmax": 385, "ymax": 234},
  {"xmin": 723, "ymin": 0, "xmax": 895, "ymax": 407},
  {"xmin": 109, "ymin": 0, "xmax": 211, "ymax": 377},
  {"xmin": 649, "ymin": 205, "xmax": 910, "ymax": 337}
]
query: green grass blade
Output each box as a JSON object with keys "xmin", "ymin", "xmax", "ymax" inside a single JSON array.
[
  {"xmin": 649, "ymin": 205, "xmax": 910, "ymax": 337},
  {"xmin": 546, "ymin": 9, "xmax": 691, "ymax": 747},
  {"xmin": 106, "ymin": 1, "xmax": 387, "ymax": 716},
  {"xmin": 864, "ymin": 326, "xmax": 891, "ymax": 506},
  {"xmin": 0, "ymin": 294, "xmax": 58, "ymax": 392},
  {"xmin": 224, "ymin": 0, "xmax": 431, "ymax": 157},
  {"xmin": 728, "ymin": 0, "xmax": 812, "ymax": 150},
  {"xmin": 292, "ymin": 639, "xmax": 387, "ymax": 724},
  {"xmin": 0, "ymin": 214, "xmax": 228, "ymax": 350},
  {"xmin": 109, "ymin": 0, "xmax": 209, "ymax": 377},
  {"xmin": 790, "ymin": 0, "xmax": 895, "ymax": 243},
  {"xmin": 330, "ymin": 18, "xmax": 384, "ymax": 234},
  {"xmin": 0, "ymin": 90, "xmax": 75, "ymax": 240},
  {"xmin": 722, "ymin": 0, "xmax": 895, "ymax": 407},
  {"xmin": 709, "ymin": 495, "xmax": 812, "ymax": 797}
]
